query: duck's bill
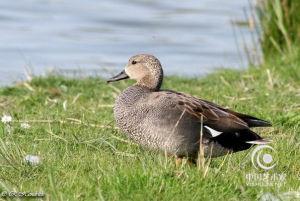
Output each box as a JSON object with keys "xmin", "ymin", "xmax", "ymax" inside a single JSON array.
[{"xmin": 107, "ymin": 70, "xmax": 129, "ymax": 83}]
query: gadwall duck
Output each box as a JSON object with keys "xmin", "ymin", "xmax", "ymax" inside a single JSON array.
[{"xmin": 107, "ymin": 54, "xmax": 271, "ymax": 164}]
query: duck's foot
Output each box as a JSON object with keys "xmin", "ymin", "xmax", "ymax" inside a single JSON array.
[
  {"xmin": 175, "ymin": 157, "xmax": 183, "ymax": 167},
  {"xmin": 188, "ymin": 158, "xmax": 197, "ymax": 165},
  {"xmin": 175, "ymin": 156, "xmax": 196, "ymax": 167}
]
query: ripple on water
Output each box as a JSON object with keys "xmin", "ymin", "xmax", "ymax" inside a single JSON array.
[{"xmin": 0, "ymin": 0, "xmax": 255, "ymax": 85}]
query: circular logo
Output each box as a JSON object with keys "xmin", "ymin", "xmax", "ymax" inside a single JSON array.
[{"xmin": 251, "ymin": 145, "xmax": 277, "ymax": 170}]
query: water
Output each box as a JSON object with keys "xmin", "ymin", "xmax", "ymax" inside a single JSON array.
[{"xmin": 0, "ymin": 0, "xmax": 256, "ymax": 85}]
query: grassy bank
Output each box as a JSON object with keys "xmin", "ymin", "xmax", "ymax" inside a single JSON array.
[{"xmin": 0, "ymin": 51, "xmax": 299, "ymax": 200}]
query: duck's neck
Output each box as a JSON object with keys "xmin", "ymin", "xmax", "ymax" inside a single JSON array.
[{"xmin": 136, "ymin": 73, "xmax": 163, "ymax": 91}]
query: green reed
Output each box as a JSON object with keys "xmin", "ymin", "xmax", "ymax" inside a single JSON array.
[{"xmin": 258, "ymin": 0, "xmax": 300, "ymax": 58}]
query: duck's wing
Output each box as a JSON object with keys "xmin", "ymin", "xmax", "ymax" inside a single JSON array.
[
  {"xmin": 161, "ymin": 90, "xmax": 270, "ymax": 133},
  {"xmin": 154, "ymin": 90, "xmax": 271, "ymax": 152},
  {"xmin": 200, "ymin": 99, "xmax": 272, "ymax": 127}
]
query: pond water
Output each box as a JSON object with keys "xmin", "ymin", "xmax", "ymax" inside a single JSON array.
[{"xmin": 0, "ymin": 0, "xmax": 257, "ymax": 85}]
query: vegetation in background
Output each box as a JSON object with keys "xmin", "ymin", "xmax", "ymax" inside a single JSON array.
[{"xmin": 258, "ymin": 0, "xmax": 300, "ymax": 58}]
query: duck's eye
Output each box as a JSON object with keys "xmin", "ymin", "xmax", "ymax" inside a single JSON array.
[{"xmin": 131, "ymin": 60, "xmax": 137, "ymax": 65}]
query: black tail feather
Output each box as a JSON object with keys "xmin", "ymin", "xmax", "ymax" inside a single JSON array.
[
  {"xmin": 232, "ymin": 112, "xmax": 272, "ymax": 127},
  {"xmin": 245, "ymin": 118, "xmax": 272, "ymax": 127},
  {"xmin": 212, "ymin": 129, "xmax": 265, "ymax": 152}
]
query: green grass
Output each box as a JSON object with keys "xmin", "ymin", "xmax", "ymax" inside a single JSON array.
[{"xmin": 0, "ymin": 53, "xmax": 299, "ymax": 201}]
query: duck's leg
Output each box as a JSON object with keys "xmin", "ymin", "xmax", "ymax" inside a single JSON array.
[
  {"xmin": 175, "ymin": 156, "xmax": 183, "ymax": 167},
  {"xmin": 187, "ymin": 158, "xmax": 197, "ymax": 165}
]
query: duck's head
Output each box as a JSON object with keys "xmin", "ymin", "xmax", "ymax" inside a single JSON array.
[{"xmin": 107, "ymin": 54, "xmax": 163, "ymax": 91}]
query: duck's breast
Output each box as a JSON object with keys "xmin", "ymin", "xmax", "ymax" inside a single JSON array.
[{"xmin": 113, "ymin": 86, "xmax": 150, "ymax": 139}]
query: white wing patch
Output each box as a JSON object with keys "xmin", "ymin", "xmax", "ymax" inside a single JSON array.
[{"xmin": 204, "ymin": 126, "xmax": 223, "ymax": 137}]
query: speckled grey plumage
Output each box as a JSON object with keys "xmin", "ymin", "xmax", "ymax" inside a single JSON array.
[
  {"xmin": 110, "ymin": 54, "xmax": 271, "ymax": 159},
  {"xmin": 114, "ymin": 85, "xmax": 230, "ymax": 157}
]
